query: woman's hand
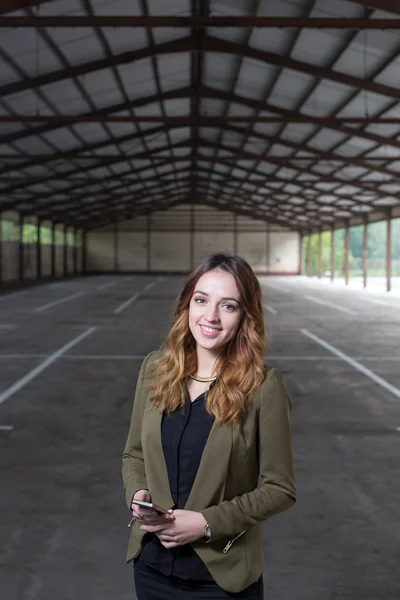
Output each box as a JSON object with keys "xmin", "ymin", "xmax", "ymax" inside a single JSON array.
[
  {"xmin": 140, "ymin": 509, "xmax": 207, "ymax": 548},
  {"xmin": 131, "ymin": 490, "xmax": 175, "ymax": 526}
]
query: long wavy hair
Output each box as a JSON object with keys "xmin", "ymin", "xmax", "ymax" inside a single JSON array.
[{"xmin": 149, "ymin": 254, "xmax": 267, "ymax": 427}]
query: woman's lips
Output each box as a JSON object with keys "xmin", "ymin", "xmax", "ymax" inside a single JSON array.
[{"xmin": 199, "ymin": 324, "xmax": 221, "ymax": 338}]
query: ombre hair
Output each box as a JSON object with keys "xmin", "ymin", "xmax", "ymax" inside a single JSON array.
[{"xmin": 149, "ymin": 254, "xmax": 267, "ymax": 427}]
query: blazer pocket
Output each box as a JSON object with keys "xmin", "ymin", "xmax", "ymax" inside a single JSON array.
[{"xmin": 223, "ymin": 529, "xmax": 248, "ymax": 554}]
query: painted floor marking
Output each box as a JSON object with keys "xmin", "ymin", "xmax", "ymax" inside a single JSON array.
[
  {"xmin": 97, "ymin": 281, "xmax": 117, "ymax": 290},
  {"xmin": 144, "ymin": 281, "xmax": 156, "ymax": 291},
  {"xmin": 114, "ymin": 292, "xmax": 140, "ymax": 315},
  {"xmin": 301, "ymin": 328, "xmax": 400, "ymax": 399},
  {"xmin": 34, "ymin": 292, "xmax": 84, "ymax": 313},
  {"xmin": 0, "ymin": 324, "xmax": 16, "ymax": 329},
  {"xmin": 0, "ymin": 327, "xmax": 96, "ymax": 406},
  {"xmin": 263, "ymin": 303, "xmax": 277, "ymax": 315},
  {"xmin": 0, "ymin": 290, "xmax": 27, "ymax": 303},
  {"xmin": 303, "ymin": 295, "xmax": 356, "ymax": 315},
  {"xmin": 0, "ymin": 426, "xmax": 14, "ymax": 431}
]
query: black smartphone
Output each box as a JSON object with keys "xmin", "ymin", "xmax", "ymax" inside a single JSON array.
[{"xmin": 131, "ymin": 499, "xmax": 169, "ymax": 514}]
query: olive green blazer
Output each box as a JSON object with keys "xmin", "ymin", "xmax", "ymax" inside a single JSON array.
[{"xmin": 122, "ymin": 351, "xmax": 296, "ymax": 593}]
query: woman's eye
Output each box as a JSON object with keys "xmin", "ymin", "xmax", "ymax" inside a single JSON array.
[
  {"xmin": 224, "ymin": 304, "xmax": 236, "ymax": 311},
  {"xmin": 195, "ymin": 298, "xmax": 206, "ymax": 304}
]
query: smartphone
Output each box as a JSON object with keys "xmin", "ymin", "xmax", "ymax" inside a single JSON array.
[{"xmin": 131, "ymin": 499, "xmax": 169, "ymax": 514}]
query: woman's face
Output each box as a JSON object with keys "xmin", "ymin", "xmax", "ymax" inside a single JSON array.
[{"xmin": 188, "ymin": 269, "xmax": 244, "ymax": 356}]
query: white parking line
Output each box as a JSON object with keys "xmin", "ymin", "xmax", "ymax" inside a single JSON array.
[
  {"xmin": 0, "ymin": 327, "xmax": 96, "ymax": 406},
  {"xmin": 263, "ymin": 303, "xmax": 277, "ymax": 315},
  {"xmin": 301, "ymin": 328, "xmax": 400, "ymax": 399},
  {"xmin": 34, "ymin": 292, "xmax": 84, "ymax": 313},
  {"xmin": 0, "ymin": 426, "xmax": 14, "ymax": 431},
  {"xmin": 97, "ymin": 281, "xmax": 117, "ymax": 290},
  {"xmin": 144, "ymin": 281, "xmax": 156, "ymax": 291},
  {"xmin": 114, "ymin": 292, "xmax": 140, "ymax": 315},
  {"xmin": 303, "ymin": 295, "xmax": 356, "ymax": 315},
  {"xmin": 0, "ymin": 290, "xmax": 27, "ymax": 303}
]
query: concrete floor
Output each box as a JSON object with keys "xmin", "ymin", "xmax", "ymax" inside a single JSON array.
[{"xmin": 0, "ymin": 274, "xmax": 399, "ymax": 600}]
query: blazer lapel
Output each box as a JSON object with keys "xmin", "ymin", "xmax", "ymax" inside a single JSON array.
[
  {"xmin": 142, "ymin": 396, "xmax": 174, "ymax": 509},
  {"xmin": 184, "ymin": 418, "xmax": 233, "ymax": 511}
]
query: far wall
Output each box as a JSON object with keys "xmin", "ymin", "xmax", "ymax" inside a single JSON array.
[{"xmin": 87, "ymin": 206, "xmax": 300, "ymax": 274}]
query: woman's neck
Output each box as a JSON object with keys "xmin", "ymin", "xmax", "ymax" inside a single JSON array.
[{"xmin": 195, "ymin": 346, "xmax": 222, "ymax": 377}]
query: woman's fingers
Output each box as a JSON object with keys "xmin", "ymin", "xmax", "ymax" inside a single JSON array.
[{"xmin": 140, "ymin": 522, "xmax": 172, "ymax": 533}]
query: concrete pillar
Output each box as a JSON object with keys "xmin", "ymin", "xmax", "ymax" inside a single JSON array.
[
  {"xmin": 266, "ymin": 223, "xmax": 270, "ymax": 273},
  {"xmin": 386, "ymin": 209, "xmax": 392, "ymax": 292},
  {"xmin": 51, "ymin": 222, "xmax": 56, "ymax": 279},
  {"xmin": 344, "ymin": 221, "xmax": 350, "ymax": 286},
  {"xmin": 330, "ymin": 226, "xmax": 335, "ymax": 282},
  {"xmin": 63, "ymin": 225, "xmax": 68, "ymax": 277},
  {"xmin": 37, "ymin": 220, "xmax": 42, "ymax": 281},
  {"xmin": 114, "ymin": 221, "xmax": 119, "ymax": 273},
  {"xmin": 73, "ymin": 229, "xmax": 78, "ymax": 276},
  {"xmin": 190, "ymin": 204, "xmax": 195, "ymax": 270},
  {"xmin": 299, "ymin": 233, "xmax": 303, "ymax": 275},
  {"xmin": 146, "ymin": 215, "xmax": 151, "ymax": 273},
  {"xmin": 363, "ymin": 217, "xmax": 368, "ymax": 289},
  {"xmin": 307, "ymin": 231, "xmax": 312, "ymax": 277},
  {"xmin": 0, "ymin": 213, "xmax": 3, "ymax": 289},
  {"xmin": 82, "ymin": 230, "xmax": 87, "ymax": 274},
  {"xmin": 19, "ymin": 213, "xmax": 24, "ymax": 283},
  {"xmin": 233, "ymin": 213, "xmax": 238, "ymax": 256},
  {"xmin": 317, "ymin": 229, "xmax": 322, "ymax": 279}
]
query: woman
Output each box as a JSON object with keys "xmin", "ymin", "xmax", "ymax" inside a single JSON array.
[{"xmin": 122, "ymin": 254, "xmax": 296, "ymax": 599}]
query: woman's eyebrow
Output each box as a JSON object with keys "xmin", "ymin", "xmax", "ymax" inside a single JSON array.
[{"xmin": 194, "ymin": 290, "xmax": 240, "ymax": 303}]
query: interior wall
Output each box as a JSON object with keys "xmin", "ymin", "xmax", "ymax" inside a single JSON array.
[{"xmin": 87, "ymin": 206, "xmax": 300, "ymax": 274}]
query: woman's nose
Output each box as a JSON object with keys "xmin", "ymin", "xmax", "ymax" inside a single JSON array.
[{"xmin": 204, "ymin": 305, "xmax": 219, "ymax": 322}]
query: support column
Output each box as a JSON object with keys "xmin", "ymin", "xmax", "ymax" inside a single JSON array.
[
  {"xmin": 73, "ymin": 229, "xmax": 78, "ymax": 276},
  {"xmin": 63, "ymin": 225, "xmax": 68, "ymax": 277},
  {"xmin": 19, "ymin": 213, "xmax": 24, "ymax": 283},
  {"xmin": 233, "ymin": 213, "xmax": 238, "ymax": 256},
  {"xmin": 114, "ymin": 221, "xmax": 119, "ymax": 273},
  {"xmin": 386, "ymin": 209, "xmax": 392, "ymax": 292},
  {"xmin": 344, "ymin": 221, "xmax": 350, "ymax": 286},
  {"xmin": 82, "ymin": 230, "xmax": 87, "ymax": 274},
  {"xmin": 266, "ymin": 223, "xmax": 270, "ymax": 273},
  {"xmin": 363, "ymin": 216, "xmax": 368, "ymax": 289},
  {"xmin": 299, "ymin": 232, "xmax": 303, "ymax": 275},
  {"xmin": 190, "ymin": 204, "xmax": 195, "ymax": 270},
  {"xmin": 37, "ymin": 220, "xmax": 42, "ymax": 281},
  {"xmin": 307, "ymin": 231, "xmax": 312, "ymax": 277},
  {"xmin": 146, "ymin": 215, "xmax": 151, "ymax": 273},
  {"xmin": 330, "ymin": 226, "xmax": 335, "ymax": 282},
  {"xmin": 317, "ymin": 229, "xmax": 322, "ymax": 279},
  {"xmin": 0, "ymin": 213, "xmax": 3, "ymax": 288},
  {"xmin": 51, "ymin": 222, "xmax": 56, "ymax": 279}
]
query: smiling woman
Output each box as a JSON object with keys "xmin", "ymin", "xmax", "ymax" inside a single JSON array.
[{"xmin": 122, "ymin": 253, "xmax": 296, "ymax": 599}]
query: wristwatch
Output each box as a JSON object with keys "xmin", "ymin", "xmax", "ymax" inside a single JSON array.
[{"xmin": 204, "ymin": 523, "xmax": 211, "ymax": 543}]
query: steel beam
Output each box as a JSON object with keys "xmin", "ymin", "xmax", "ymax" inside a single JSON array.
[
  {"xmin": 2, "ymin": 16, "xmax": 400, "ymax": 28},
  {"xmin": 4, "ymin": 114, "xmax": 400, "ymax": 125}
]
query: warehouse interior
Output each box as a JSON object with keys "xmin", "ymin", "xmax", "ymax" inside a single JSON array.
[{"xmin": 1, "ymin": 1, "xmax": 400, "ymax": 599}]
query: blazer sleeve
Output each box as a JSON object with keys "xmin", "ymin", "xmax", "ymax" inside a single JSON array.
[
  {"xmin": 200, "ymin": 367, "xmax": 296, "ymax": 541},
  {"xmin": 122, "ymin": 351, "xmax": 155, "ymax": 509}
]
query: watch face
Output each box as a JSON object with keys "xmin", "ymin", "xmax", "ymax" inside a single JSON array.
[{"xmin": 205, "ymin": 525, "xmax": 211, "ymax": 537}]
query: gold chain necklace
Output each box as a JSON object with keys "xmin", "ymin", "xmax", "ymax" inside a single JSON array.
[{"xmin": 189, "ymin": 373, "xmax": 217, "ymax": 383}]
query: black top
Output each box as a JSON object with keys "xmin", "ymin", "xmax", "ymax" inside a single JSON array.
[{"xmin": 140, "ymin": 389, "xmax": 215, "ymax": 581}]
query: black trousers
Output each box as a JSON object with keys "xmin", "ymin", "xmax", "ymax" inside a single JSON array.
[{"xmin": 134, "ymin": 558, "xmax": 264, "ymax": 600}]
